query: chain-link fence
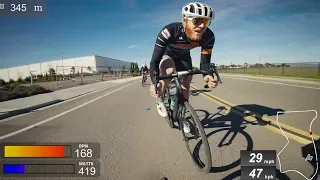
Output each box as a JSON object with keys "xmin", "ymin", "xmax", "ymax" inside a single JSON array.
[
  {"xmin": 218, "ymin": 62, "xmax": 320, "ymax": 79},
  {"xmin": 0, "ymin": 65, "xmax": 132, "ymax": 91}
]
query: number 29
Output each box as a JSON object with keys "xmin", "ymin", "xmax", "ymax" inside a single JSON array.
[{"xmin": 249, "ymin": 152, "xmax": 263, "ymax": 163}]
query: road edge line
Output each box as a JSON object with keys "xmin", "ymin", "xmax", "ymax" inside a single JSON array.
[{"xmin": 190, "ymin": 85, "xmax": 318, "ymax": 145}]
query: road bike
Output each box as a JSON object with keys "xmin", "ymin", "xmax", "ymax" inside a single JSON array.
[
  {"xmin": 152, "ymin": 63, "xmax": 222, "ymax": 174},
  {"xmin": 141, "ymin": 71, "xmax": 148, "ymax": 87}
]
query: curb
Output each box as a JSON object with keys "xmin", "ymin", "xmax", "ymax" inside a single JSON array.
[
  {"xmin": 0, "ymin": 77, "xmax": 141, "ymax": 120},
  {"xmin": 0, "ymin": 100, "xmax": 64, "ymax": 120}
]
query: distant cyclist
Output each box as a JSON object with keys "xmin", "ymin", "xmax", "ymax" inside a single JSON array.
[
  {"xmin": 141, "ymin": 65, "xmax": 148, "ymax": 83},
  {"xmin": 149, "ymin": 2, "xmax": 218, "ymax": 133},
  {"xmin": 141, "ymin": 65, "xmax": 148, "ymax": 75}
]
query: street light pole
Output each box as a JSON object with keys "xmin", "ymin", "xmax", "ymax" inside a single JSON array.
[{"xmin": 61, "ymin": 53, "xmax": 64, "ymax": 80}]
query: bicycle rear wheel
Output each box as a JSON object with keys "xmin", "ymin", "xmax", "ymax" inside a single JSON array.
[{"xmin": 180, "ymin": 101, "xmax": 212, "ymax": 174}]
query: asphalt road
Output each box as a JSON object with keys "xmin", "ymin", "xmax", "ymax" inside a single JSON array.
[{"xmin": 0, "ymin": 75, "xmax": 319, "ymax": 180}]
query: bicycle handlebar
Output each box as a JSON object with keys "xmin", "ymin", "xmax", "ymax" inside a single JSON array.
[{"xmin": 152, "ymin": 63, "xmax": 222, "ymax": 94}]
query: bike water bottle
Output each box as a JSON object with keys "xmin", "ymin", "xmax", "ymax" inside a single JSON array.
[
  {"xmin": 170, "ymin": 96, "xmax": 175, "ymax": 110},
  {"xmin": 181, "ymin": 106, "xmax": 186, "ymax": 119}
]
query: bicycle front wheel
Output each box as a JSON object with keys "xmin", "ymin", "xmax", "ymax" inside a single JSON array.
[{"xmin": 181, "ymin": 101, "xmax": 212, "ymax": 174}]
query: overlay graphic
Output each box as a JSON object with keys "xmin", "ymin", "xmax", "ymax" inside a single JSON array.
[{"xmin": 276, "ymin": 110, "xmax": 318, "ymax": 180}]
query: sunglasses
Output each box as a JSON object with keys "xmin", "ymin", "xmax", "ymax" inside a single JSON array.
[{"xmin": 187, "ymin": 17, "xmax": 211, "ymax": 27}]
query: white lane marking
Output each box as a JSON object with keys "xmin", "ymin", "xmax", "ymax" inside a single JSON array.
[
  {"xmin": 0, "ymin": 81, "xmax": 138, "ymax": 140},
  {"xmin": 0, "ymin": 84, "xmax": 121, "ymax": 124},
  {"xmin": 276, "ymin": 110, "xmax": 318, "ymax": 180},
  {"xmin": 0, "ymin": 79, "xmax": 140, "ymax": 123},
  {"xmin": 225, "ymin": 77, "xmax": 320, "ymax": 90},
  {"xmin": 35, "ymin": 84, "xmax": 121, "ymax": 111}
]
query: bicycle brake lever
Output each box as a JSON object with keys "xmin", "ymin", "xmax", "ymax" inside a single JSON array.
[
  {"xmin": 204, "ymin": 63, "xmax": 221, "ymax": 88},
  {"xmin": 204, "ymin": 64, "xmax": 214, "ymax": 88},
  {"xmin": 211, "ymin": 63, "xmax": 222, "ymax": 84}
]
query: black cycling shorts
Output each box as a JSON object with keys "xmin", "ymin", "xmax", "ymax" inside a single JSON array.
[{"xmin": 160, "ymin": 53, "xmax": 192, "ymax": 72}]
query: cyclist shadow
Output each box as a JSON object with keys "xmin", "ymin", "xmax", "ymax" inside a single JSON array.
[
  {"xmin": 189, "ymin": 89, "xmax": 212, "ymax": 96},
  {"xmin": 301, "ymin": 138, "xmax": 320, "ymax": 180},
  {"xmin": 191, "ymin": 104, "xmax": 289, "ymax": 179}
]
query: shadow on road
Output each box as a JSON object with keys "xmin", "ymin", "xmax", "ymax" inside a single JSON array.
[
  {"xmin": 190, "ymin": 89, "xmax": 212, "ymax": 96},
  {"xmin": 193, "ymin": 106, "xmax": 289, "ymax": 179},
  {"xmin": 301, "ymin": 138, "xmax": 320, "ymax": 180},
  {"xmin": 195, "ymin": 108, "xmax": 255, "ymax": 173},
  {"xmin": 186, "ymin": 89, "xmax": 287, "ymax": 178}
]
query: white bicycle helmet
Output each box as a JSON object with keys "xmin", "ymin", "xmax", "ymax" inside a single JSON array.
[{"xmin": 182, "ymin": 2, "xmax": 214, "ymax": 20}]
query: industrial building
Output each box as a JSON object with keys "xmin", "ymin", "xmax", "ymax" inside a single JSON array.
[{"xmin": 0, "ymin": 55, "xmax": 133, "ymax": 82}]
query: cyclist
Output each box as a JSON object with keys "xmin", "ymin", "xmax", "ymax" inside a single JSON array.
[
  {"xmin": 141, "ymin": 65, "xmax": 148, "ymax": 76},
  {"xmin": 149, "ymin": 2, "xmax": 219, "ymax": 133},
  {"xmin": 141, "ymin": 64, "xmax": 149, "ymax": 80}
]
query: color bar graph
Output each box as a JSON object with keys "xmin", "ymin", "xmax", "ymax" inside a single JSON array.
[
  {"xmin": 3, "ymin": 164, "xmax": 25, "ymax": 174},
  {"xmin": 4, "ymin": 146, "xmax": 67, "ymax": 158},
  {"xmin": 2, "ymin": 164, "xmax": 75, "ymax": 174}
]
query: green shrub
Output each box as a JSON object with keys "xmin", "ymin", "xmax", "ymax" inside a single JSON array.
[
  {"xmin": 9, "ymin": 79, "xmax": 14, "ymax": 84},
  {"xmin": 12, "ymin": 85, "xmax": 28, "ymax": 97},
  {"xmin": 24, "ymin": 76, "xmax": 31, "ymax": 82},
  {"xmin": 0, "ymin": 85, "xmax": 52, "ymax": 102},
  {"xmin": 26, "ymin": 85, "xmax": 51, "ymax": 96},
  {"xmin": 0, "ymin": 79, "xmax": 6, "ymax": 86},
  {"xmin": 17, "ymin": 78, "xmax": 24, "ymax": 83},
  {"xmin": 9, "ymin": 81, "xmax": 20, "ymax": 88},
  {"xmin": 0, "ymin": 90, "xmax": 16, "ymax": 102}
]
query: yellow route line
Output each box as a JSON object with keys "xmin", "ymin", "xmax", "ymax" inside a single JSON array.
[{"xmin": 190, "ymin": 85, "xmax": 319, "ymax": 145}]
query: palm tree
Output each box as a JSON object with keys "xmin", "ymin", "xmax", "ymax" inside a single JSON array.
[
  {"xmin": 70, "ymin": 66, "xmax": 75, "ymax": 77},
  {"xmin": 49, "ymin": 68, "xmax": 56, "ymax": 81}
]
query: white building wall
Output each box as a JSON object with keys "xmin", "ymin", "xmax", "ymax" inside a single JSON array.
[
  {"xmin": 0, "ymin": 55, "xmax": 133, "ymax": 82},
  {"xmin": 0, "ymin": 56, "xmax": 98, "ymax": 82},
  {"xmin": 95, "ymin": 56, "xmax": 131, "ymax": 73}
]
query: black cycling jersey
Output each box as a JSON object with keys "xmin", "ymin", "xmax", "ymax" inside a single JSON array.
[
  {"xmin": 141, "ymin": 67, "xmax": 148, "ymax": 72},
  {"xmin": 149, "ymin": 22, "xmax": 215, "ymax": 79}
]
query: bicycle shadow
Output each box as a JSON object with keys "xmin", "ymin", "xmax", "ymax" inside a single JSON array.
[
  {"xmin": 193, "ymin": 107, "xmax": 256, "ymax": 173},
  {"xmin": 200, "ymin": 104, "xmax": 284, "ymax": 129},
  {"xmin": 188, "ymin": 104, "xmax": 288, "ymax": 179},
  {"xmin": 190, "ymin": 89, "xmax": 212, "ymax": 96},
  {"xmin": 301, "ymin": 138, "xmax": 320, "ymax": 180}
]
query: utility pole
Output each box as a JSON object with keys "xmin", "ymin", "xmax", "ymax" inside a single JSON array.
[
  {"xmin": 259, "ymin": 54, "xmax": 261, "ymax": 74},
  {"xmin": 61, "ymin": 53, "xmax": 64, "ymax": 80}
]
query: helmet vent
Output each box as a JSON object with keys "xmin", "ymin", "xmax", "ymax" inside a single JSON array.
[
  {"xmin": 198, "ymin": 8, "xmax": 202, "ymax": 15},
  {"xmin": 190, "ymin": 4, "xmax": 195, "ymax": 13},
  {"xmin": 196, "ymin": 3, "xmax": 201, "ymax": 7},
  {"xmin": 210, "ymin": 11, "xmax": 212, "ymax": 18},
  {"xmin": 184, "ymin": 7, "xmax": 188, "ymax": 11}
]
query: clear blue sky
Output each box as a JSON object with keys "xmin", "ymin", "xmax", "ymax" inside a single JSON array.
[{"xmin": 1, "ymin": 0, "xmax": 320, "ymax": 69}]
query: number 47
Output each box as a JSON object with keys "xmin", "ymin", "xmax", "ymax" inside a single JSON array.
[{"xmin": 249, "ymin": 168, "xmax": 263, "ymax": 178}]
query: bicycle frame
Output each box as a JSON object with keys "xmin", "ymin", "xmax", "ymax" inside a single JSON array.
[
  {"xmin": 152, "ymin": 63, "xmax": 222, "ymax": 173},
  {"xmin": 153, "ymin": 63, "xmax": 222, "ymax": 127},
  {"xmin": 168, "ymin": 76, "xmax": 187, "ymax": 126}
]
